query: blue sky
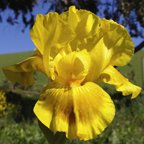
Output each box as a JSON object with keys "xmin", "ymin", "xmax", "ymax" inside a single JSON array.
[
  {"xmin": 0, "ymin": 2, "xmax": 51, "ymax": 54},
  {"xmin": 0, "ymin": 3, "xmax": 143, "ymax": 54},
  {"xmin": 0, "ymin": 23, "xmax": 34, "ymax": 54}
]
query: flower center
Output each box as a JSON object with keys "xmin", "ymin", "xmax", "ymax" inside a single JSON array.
[{"xmin": 53, "ymin": 50, "xmax": 91, "ymax": 87}]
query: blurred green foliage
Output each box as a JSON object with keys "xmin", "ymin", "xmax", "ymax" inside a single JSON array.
[{"xmin": 0, "ymin": 118, "xmax": 47, "ymax": 144}]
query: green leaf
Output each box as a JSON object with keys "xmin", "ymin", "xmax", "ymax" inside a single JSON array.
[{"xmin": 38, "ymin": 120, "xmax": 67, "ymax": 144}]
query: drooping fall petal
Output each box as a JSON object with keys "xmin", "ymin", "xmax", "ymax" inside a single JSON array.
[
  {"xmin": 98, "ymin": 66, "xmax": 141, "ymax": 99},
  {"xmin": 34, "ymin": 82, "xmax": 115, "ymax": 140},
  {"xmin": 3, "ymin": 54, "xmax": 44, "ymax": 86}
]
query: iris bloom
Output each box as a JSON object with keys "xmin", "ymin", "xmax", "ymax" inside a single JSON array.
[{"xmin": 3, "ymin": 6, "xmax": 141, "ymax": 141}]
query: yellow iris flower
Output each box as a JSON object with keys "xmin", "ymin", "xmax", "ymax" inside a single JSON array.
[{"xmin": 3, "ymin": 6, "xmax": 141, "ymax": 141}]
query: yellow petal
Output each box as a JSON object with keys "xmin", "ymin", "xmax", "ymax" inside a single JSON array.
[
  {"xmin": 30, "ymin": 11, "xmax": 75, "ymax": 77},
  {"xmin": 86, "ymin": 19, "xmax": 134, "ymax": 81},
  {"xmin": 3, "ymin": 54, "xmax": 44, "ymax": 86},
  {"xmin": 60, "ymin": 6, "xmax": 79, "ymax": 31},
  {"xmin": 34, "ymin": 82, "xmax": 115, "ymax": 140},
  {"xmin": 30, "ymin": 13, "xmax": 59, "ymax": 54},
  {"xmin": 34, "ymin": 83, "xmax": 72, "ymax": 135},
  {"xmin": 100, "ymin": 19, "xmax": 134, "ymax": 66},
  {"xmin": 85, "ymin": 38, "xmax": 111, "ymax": 81},
  {"xmin": 31, "ymin": 6, "xmax": 134, "ymax": 82},
  {"xmin": 61, "ymin": 6, "xmax": 100, "ymax": 52},
  {"xmin": 98, "ymin": 66, "xmax": 141, "ymax": 99}
]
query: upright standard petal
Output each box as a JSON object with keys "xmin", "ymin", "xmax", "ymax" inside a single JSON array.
[
  {"xmin": 61, "ymin": 6, "xmax": 101, "ymax": 52},
  {"xmin": 87, "ymin": 19, "xmax": 134, "ymax": 81},
  {"xmin": 100, "ymin": 19, "xmax": 134, "ymax": 66},
  {"xmin": 60, "ymin": 6, "xmax": 100, "ymax": 39},
  {"xmin": 85, "ymin": 38, "xmax": 111, "ymax": 81},
  {"xmin": 3, "ymin": 54, "xmax": 44, "ymax": 86},
  {"xmin": 98, "ymin": 66, "xmax": 141, "ymax": 99},
  {"xmin": 34, "ymin": 82, "xmax": 115, "ymax": 140},
  {"xmin": 30, "ymin": 12, "xmax": 75, "ymax": 78},
  {"xmin": 30, "ymin": 13, "xmax": 59, "ymax": 54}
]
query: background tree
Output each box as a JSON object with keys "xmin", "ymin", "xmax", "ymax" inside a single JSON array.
[{"xmin": 0, "ymin": 0, "xmax": 144, "ymax": 52}]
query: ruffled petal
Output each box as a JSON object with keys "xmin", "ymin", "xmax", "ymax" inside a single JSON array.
[
  {"xmin": 72, "ymin": 82, "xmax": 115, "ymax": 140},
  {"xmin": 75, "ymin": 10, "xmax": 99, "ymax": 39},
  {"xmin": 61, "ymin": 6, "xmax": 100, "ymax": 52},
  {"xmin": 42, "ymin": 18, "xmax": 74, "ymax": 77},
  {"xmin": 80, "ymin": 18, "xmax": 134, "ymax": 82},
  {"xmin": 34, "ymin": 82, "xmax": 115, "ymax": 140},
  {"xmin": 85, "ymin": 38, "xmax": 110, "ymax": 81},
  {"xmin": 98, "ymin": 66, "xmax": 141, "ymax": 99},
  {"xmin": 34, "ymin": 83, "xmax": 72, "ymax": 136},
  {"xmin": 38, "ymin": 120, "xmax": 67, "ymax": 144},
  {"xmin": 31, "ymin": 6, "xmax": 134, "ymax": 83},
  {"xmin": 60, "ymin": 6, "xmax": 79, "ymax": 32},
  {"xmin": 101, "ymin": 19, "xmax": 134, "ymax": 66},
  {"xmin": 30, "ymin": 12, "xmax": 59, "ymax": 54},
  {"xmin": 3, "ymin": 53, "xmax": 44, "ymax": 86},
  {"xmin": 30, "ymin": 12, "xmax": 75, "ymax": 77},
  {"xmin": 61, "ymin": 6, "xmax": 100, "ymax": 39}
]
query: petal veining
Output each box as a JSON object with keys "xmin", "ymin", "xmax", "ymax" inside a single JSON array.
[{"xmin": 34, "ymin": 82, "xmax": 115, "ymax": 140}]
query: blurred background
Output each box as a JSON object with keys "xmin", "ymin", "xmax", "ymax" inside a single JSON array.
[{"xmin": 0, "ymin": 0, "xmax": 144, "ymax": 144}]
